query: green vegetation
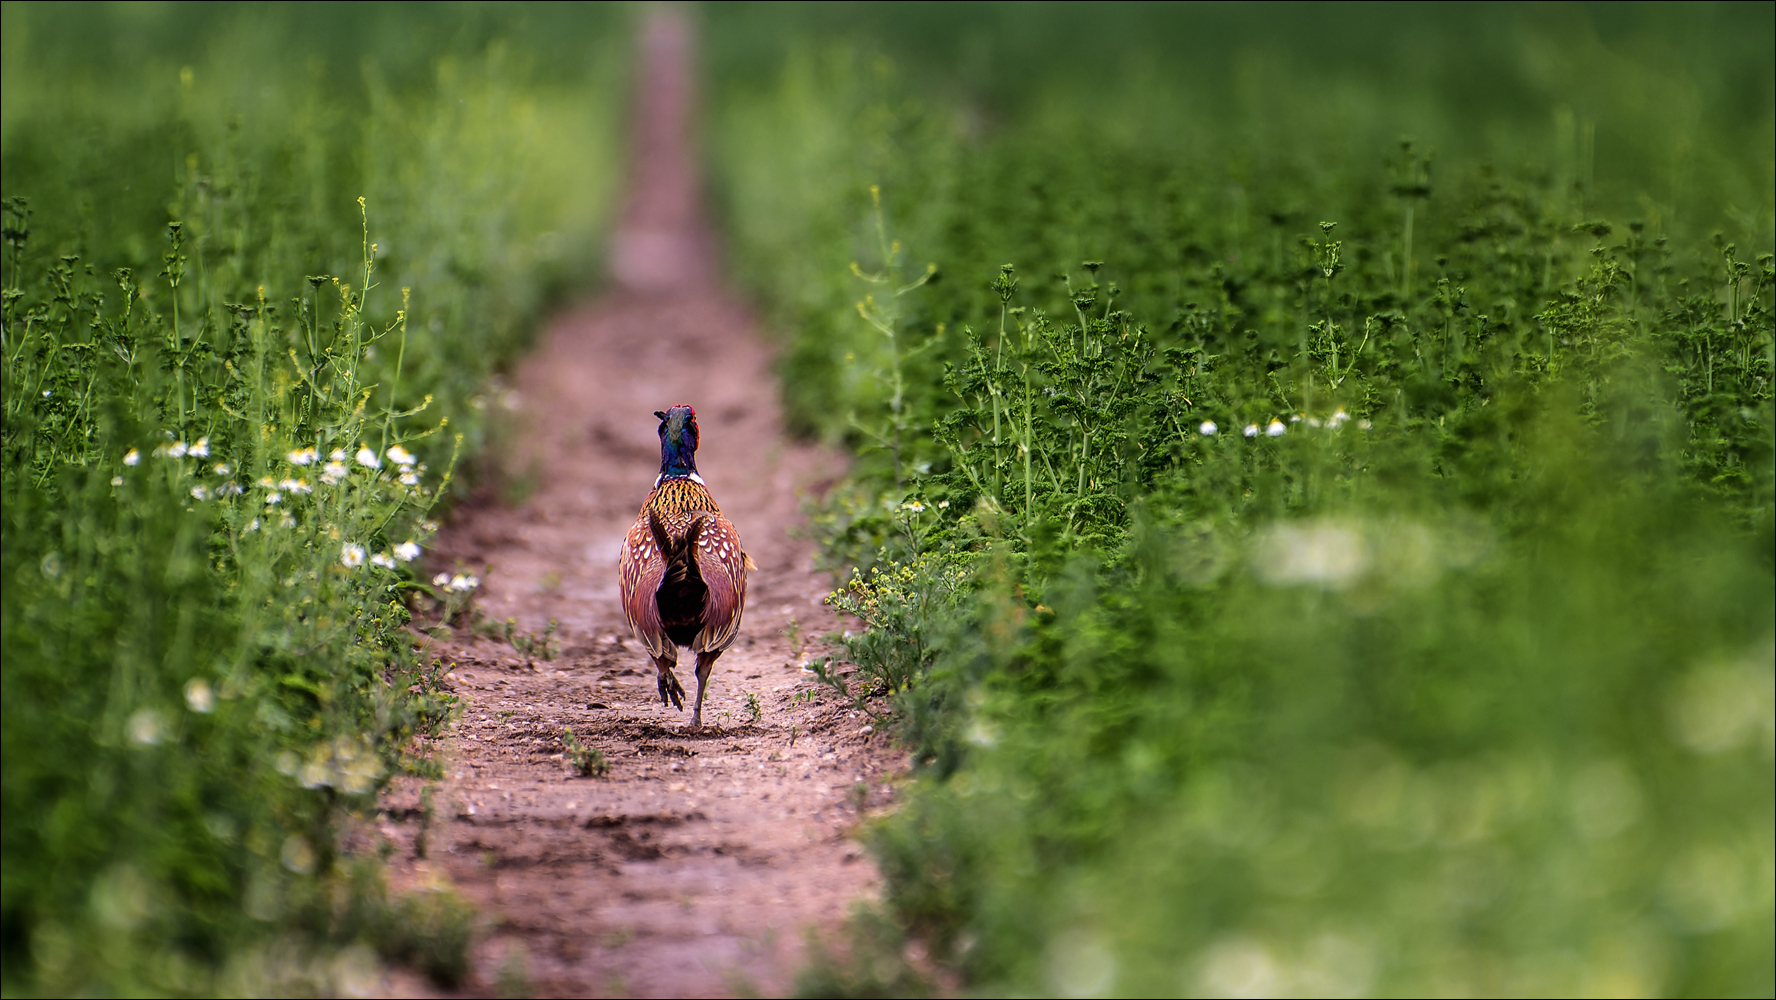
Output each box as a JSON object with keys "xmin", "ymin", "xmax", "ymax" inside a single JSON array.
[
  {"xmin": 563, "ymin": 728, "xmax": 610, "ymax": 778},
  {"xmin": 703, "ymin": 3, "xmax": 1775, "ymax": 995},
  {"xmin": 4, "ymin": 3, "xmax": 1770, "ymax": 994},
  {"xmin": 1, "ymin": 3, "xmax": 625, "ymax": 991}
]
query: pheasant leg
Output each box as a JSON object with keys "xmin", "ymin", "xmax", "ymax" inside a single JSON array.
[
  {"xmin": 689, "ymin": 650, "xmax": 721, "ymax": 729},
  {"xmin": 654, "ymin": 653, "xmax": 685, "ymax": 710}
]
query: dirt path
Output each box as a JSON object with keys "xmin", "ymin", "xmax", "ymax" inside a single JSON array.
[{"xmin": 377, "ymin": 14, "xmax": 897, "ymax": 997}]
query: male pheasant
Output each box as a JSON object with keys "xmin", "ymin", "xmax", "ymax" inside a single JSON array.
[{"xmin": 618, "ymin": 405, "xmax": 753, "ymax": 728}]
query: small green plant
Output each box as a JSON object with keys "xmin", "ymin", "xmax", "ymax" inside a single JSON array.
[
  {"xmin": 437, "ymin": 569, "xmax": 486, "ymax": 626},
  {"xmin": 477, "ymin": 613, "xmax": 516, "ymax": 643},
  {"xmin": 743, "ymin": 690, "xmax": 764, "ymax": 723},
  {"xmin": 496, "ymin": 943, "xmax": 532, "ymax": 999},
  {"xmin": 478, "ymin": 613, "xmax": 560, "ymax": 660},
  {"xmin": 362, "ymin": 876, "xmax": 478, "ymax": 988},
  {"xmin": 848, "ymin": 185, "xmax": 939, "ymax": 491},
  {"xmin": 818, "ymin": 555, "xmax": 966, "ymax": 719},
  {"xmin": 783, "ymin": 615, "xmax": 805, "ymax": 659},
  {"xmin": 793, "ymin": 907, "xmax": 934, "ymax": 998},
  {"xmin": 415, "ymin": 784, "xmax": 437, "ymax": 859},
  {"xmin": 563, "ymin": 728, "xmax": 610, "ymax": 777},
  {"xmin": 512, "ymin": 618, "xmax": 561, "ymax": 660},
  {"xmin": 806, "ymin": 657, "xmax": 854, "ymax": 705}
]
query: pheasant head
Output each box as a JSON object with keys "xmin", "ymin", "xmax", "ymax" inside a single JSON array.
[{"xmin": 654, "ymin": 404, "xmax": 700, "ymax": 479}]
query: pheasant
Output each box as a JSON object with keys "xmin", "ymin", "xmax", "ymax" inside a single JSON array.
[{"xmin": 618, "ymin": 405, "xmax": 753, "ymax": 728}]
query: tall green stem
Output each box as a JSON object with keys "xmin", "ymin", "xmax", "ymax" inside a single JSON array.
[{"xmin": 1401, "ymin": 202, "xmax": 1414, "ymax": 303}]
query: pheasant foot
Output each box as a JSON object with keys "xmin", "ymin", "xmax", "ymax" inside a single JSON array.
[{"xmin": 657, "ymin": 665, "xmax": 686, "ymax": 710}]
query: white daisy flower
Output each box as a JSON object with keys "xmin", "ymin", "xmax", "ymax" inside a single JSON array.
[
  {"xmin": 279, "ymin": 478, "xmax": 313, "ymax": 494},
  {"xmin": 1267, "ymin": 420, "xmax": 1287, "ymax": 437},
  {"xmin": 1200, "ymin": 420, "xmax": 1218, "ymax": 436},
  {"xmin": 214, "ymin": 463, "xmax": 232, "ymax": 475},
  {"xmin": 394, "ymin": 541, "xmax": 421, "ymax": 562},
  {"xmin": 191, "ymin": 485, "xmax": 212, "ymax": 501},
  {"xmin": 1243, "ymin": 424, "xmax": 1260, "ymax": 438},
  {"xmin": 218, "ymin": 482, "xmax": 243, "ymax": 497},
  {"xmin": 1358, "ymin": 419, "xmax": 1373, "ymax": 430},
  {"xmin": 433, "ymin": 572, "xmax": 451, "ymax": 587},
  {"xmin": 355, "ymin": 447, "xmax": 380, "ymax": 469},
  {"xmin": 330, "ymin": 449, "xmax": 348, "ymax": 462},
  {"xmin": 245, "ymin": 518, "xmax": 261, "ymax": 533},
  {"xmin": 111, "ymin": 476, "xmax": 124, "ymax": 486},
  {"xmin": 278, "ymin": 515, "xmax": 294, "ymax": 529},
  {"xmin": 320, "ymin": 462, "xmax": 347, "ymax": 485},
  {"xmin": 189, "ymin": 437, "xmax": 210, "ymax": 457},
  {"xmin": 127, "ymin": 708, "xmax": 164, "ymax": 746},
  {"xmin": 399, "ymin": 469, "xmax": 420, "ymax": 486},
  {"xmin": 123, "ymin": 449, "xmax": 141, "ymax": 466},
  {"xmin": 370, "ymin": 553, "xmax": 397, "ymax": 569},
  {"xmin": 340, "ymin": 543, "xmax": 366, "ymax": 568},
  {"xmin": 265, "ymin": 492, "xmax": 282, "ymax": 505},
  {"xmin": 184, "ymin": 678, "xmax": 214, "ymax": 713},
  {"xmin": 287, "ymin": 447, "xmax": 317, "ymax": 466},
  {"xmin": 156, "ymin": 441, "xmax": 188, "ymax": 458},
  {"xmin": 386, "ymin": 445, "xmax": 416, "ymax": 466}
]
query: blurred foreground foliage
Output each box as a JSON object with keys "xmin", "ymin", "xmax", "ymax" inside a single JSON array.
[
  {"xmin": 1, "ymin": 2, "xmax": 626, "ymax": 991},
  {"xmin": 703, "ymin": 2, "xmax": 1775, "ymax": 995}
]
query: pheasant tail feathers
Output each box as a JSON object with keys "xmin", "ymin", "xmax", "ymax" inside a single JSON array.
[{"xmin": 622, "ymin": 503, "xmax": 748, "ymax": 656}]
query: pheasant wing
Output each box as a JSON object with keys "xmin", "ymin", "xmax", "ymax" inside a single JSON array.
[
  {"xmin": 619, "ymin": 516, "xmax": 671, "ymax": 658},
  {"xmin": 690, "ymin": 513, "xmax": 748, "ymax": 653}
]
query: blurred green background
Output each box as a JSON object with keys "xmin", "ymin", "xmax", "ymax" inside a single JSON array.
[{"xmin": 3, "ymin": 1, "xmax": 1771, "ymax": 995}]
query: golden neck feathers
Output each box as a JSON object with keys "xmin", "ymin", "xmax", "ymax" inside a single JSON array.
[{"xmin": 645, "ymin": 475, "xmax": 722, "ymax": 518}]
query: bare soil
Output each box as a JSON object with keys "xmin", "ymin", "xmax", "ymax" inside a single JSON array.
[{"xmin": 374, "ymin": 14, "xmax": 899, "ymax": 997}]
